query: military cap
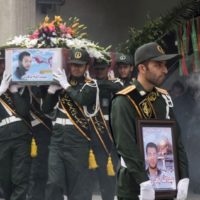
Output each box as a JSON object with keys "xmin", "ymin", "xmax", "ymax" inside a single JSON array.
[
  {"xmin": 93, "ymin": 58, "xmax": 110, "ymax": 69},
  {"xmin": 115, "ymin": 53, "xmax": 133, "ymax": 65},
  {"xmin": 134, "ymin": 42, "xmax": 179, "ymax": 66},
  {"xmin": 68, "ymin": 48, "xmax": 90, "ymax": 65},
  {"xmin": 0, "ymin": 49, "xmax": 5, "ymax": 60}
]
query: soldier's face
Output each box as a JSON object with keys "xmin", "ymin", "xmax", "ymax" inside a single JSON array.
[
  {"xmin": 144, "ymin": 60, "xmax": 168, "ymax": 86},
  {"xmin": 93, "ymin": 67, "xmax": 109, "ymax": 80},
  {"xmin": 70, "ymin": 63, "xmax": 87, "ymax": 77},
  {"xmin": 21, "ymin": 56, "xmax": 32, "ymax": 70},
  {"xmin": 147, "ymin": 147, "xmax": 158, "ymax": 169},
  {"xmin": 117, "ymin": 64, "xmax": 133, "ymax": 79}
]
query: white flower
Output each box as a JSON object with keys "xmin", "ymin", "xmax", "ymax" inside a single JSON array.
[
  {"xmin": 25, "ymin": 38, "xmax": 38, "ymax": 48},
  {"xmin": 5, "ymin": 33, "xmax": 110, "ymax": 62}
]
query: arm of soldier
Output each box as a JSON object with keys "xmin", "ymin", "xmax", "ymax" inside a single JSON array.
[
  {"xmin": 41, "ymin": 91, "xmax": 60, "ymax": 114},
  {"xmin": 66, "ymin": 84, "xmax": 97, "ymax": 106},
  {"xmin": 97, "ymin": 79, "xmax": 123, "ymax": 94},
  {"xmin": 170, "ymin": 109, "xmax": 189, "ymax": 178},
  {"xmin": 11, "ymin": 92, "xmax": 30, "ymax": 117},
  {"xmin": 110, "ymin": 95, "xmax": 149, "ymax": 184}
]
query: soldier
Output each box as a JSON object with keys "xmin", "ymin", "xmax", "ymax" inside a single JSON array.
[
  {"xmin": 43, "ymin": 48, "xmax": 98, "ymax": 200},
  {"xmin": 110, "ymin": 42, "xmax": 189, "ymax": 200},
  {"xmin": 0, "ymin": 49, "xmax": 32, "ymax": 200},
  {"xmin": 90, "ymin": 58, "xmax": 122, "ymax": 200},
  {"xmin": 0, "ymin": 49, "xmax": 5, "ymax": 199},
  {"xmin": 27, "ymin": 86, "xmax": 52, "ymax": 200},
  {"xmin": 114, "ymin": 53, "xmax": 134, "ymax": 86}
]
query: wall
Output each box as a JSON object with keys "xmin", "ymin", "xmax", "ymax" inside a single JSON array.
[
  {"xmin": 36, "ymin": 0, "xmax": 180, "ymax": 49},
  {"xmin": 0, "ymin": 0, "xmax": 36, "ymax": 45}
]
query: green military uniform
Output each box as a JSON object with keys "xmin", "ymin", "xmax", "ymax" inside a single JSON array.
[
  {"xmin": 27, "ymin": 86, "xmax": 52, "ymax": 200},
  {"xmin": 43, "ymin": 76, "xmax": 97, "ymax": 200},
  {"xmin": 114, "ymin": 53, "xmax": 134, "ymax": 87},
  {"xmin": 89, "ymin": 78, "xmax": 123, "ymax": 200},
  {"xmin": 0, "ymin": 88, "xmax": 31, "ymax": 200},
  {"xmin": 110, "ymin": 79, "xmax": 189, "ymax": 200}
]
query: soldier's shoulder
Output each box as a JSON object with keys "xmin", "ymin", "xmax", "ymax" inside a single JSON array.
[
  {"xmin": 116, "ymin": 85, "xmax": 136, "ymax": 95},
  {"xmin": 155, "ymin": 87, "xmax": 168, "ymax": 95},
  {"xmin": 85, "ymin": 78, "xmax": 93, "ymax": 83}
]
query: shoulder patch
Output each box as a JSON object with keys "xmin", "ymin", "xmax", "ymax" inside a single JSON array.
[
  {"xmin": 155, "ymin": 87, "xmax": 168, "ymax": 95},
  {"xmin": 117, "ymin": 85, "xmax": 136, "ymax": 95},
  {"xmin": 85, "ymin": 78, "xmax": 93, "ymax": 83},
  {"xmin": 108, "ymin": 77, "xmax": 117, "ymax": 81}
]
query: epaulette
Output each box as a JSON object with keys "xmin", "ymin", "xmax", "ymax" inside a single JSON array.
[
  {"xmin": 117, "ymin": 85, "xmax": 136, "ymax": 95},
  {"xmin": 108, "ymin": 77, "xmax": 117, "ymax": 81},
  {"xmin": 85, "ymin": 78, "xmax": 93, "ymax": 83},
  {"xmin": 155, "ymin": 87, "xmax": 168, "ymax": 95}
]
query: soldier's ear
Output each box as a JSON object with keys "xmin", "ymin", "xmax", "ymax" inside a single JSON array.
[
  {"xmin": 130, "ymin": 65, "xmax": 134, "ymax": 72},
  {"xmin": 86, "ymin": 64, "xmax": 90, "ymax": 71},
  {"xmin": 138, "ymin": 64, "xmax": 146, "ymax": 73}
]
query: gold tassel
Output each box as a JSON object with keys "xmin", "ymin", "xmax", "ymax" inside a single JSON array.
[
  {"xmin": 88, "ymin": 149, "xmax": 98, "ymax": 169},
  {"xmin": 107, "ymin": 155, "xmax": 115, "ymax": 176},
  {"xmin": 31, "ymin": 138, "xmax": 37, "ymax": 158}
]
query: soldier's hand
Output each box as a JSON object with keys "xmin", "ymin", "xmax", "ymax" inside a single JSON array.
[
  {"xmin": 139, "ymin": 180, "xmax": 155, "ymax": 200},
  {"xmin": 0, "ymin": 71, "xmax": 11, "ymax": 95},
  {"xmin": 53, "ymin": 69, "xmax": 70, "ymax": 90},
  {"xmin": 176, "ymin": 178, "xmax": 189, "ymax": 200},
  {"xmin": 48, "ymin": 84, "xmax": 62, "ymax": 94},
  {"xmin": 9, "ymin": 84, "xmax": 24, "ymax": 93},
  {"xmin": 85, "ymin": 70, "xmax": 92, "ymax": 79},
  {"xmin": 108, "ymin": 70, "xmax": 115, "ymax": 80}
]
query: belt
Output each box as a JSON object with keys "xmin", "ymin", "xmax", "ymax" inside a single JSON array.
[
  {"xmin": 0, "ymin": 116, "xmax": 22, "ymax": 127},
  {"xmin": 31, "ymin": 119, "xmax": 41, "ymax": 127},
  {"xmin": 55, "ymin": 118, "xmax": 73, "ymax": 125}
]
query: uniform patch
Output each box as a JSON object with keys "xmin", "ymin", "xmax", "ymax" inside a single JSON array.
[
  {"xmin": 139, "ymin": 100, "xmax": 153, "ymax": 118},
  {"xmin": 117, "ymin": 85, "xmax": 136, "ymax": 95},
  {"xmin": 155, "ymin": 87, "xmax": 168, "ymax": 95}
]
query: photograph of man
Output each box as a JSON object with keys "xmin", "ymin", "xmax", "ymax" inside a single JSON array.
[
  {"xmin": 146, "ymin": 142, "xmax": 161, "ymax": 179},
  {"xmin": 14, "ymin": 51, "xmax": 32, "ymax": 79}
]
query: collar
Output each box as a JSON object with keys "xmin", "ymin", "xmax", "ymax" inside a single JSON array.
[
  {"xmin": 69, "ymin": 76, "xmax": 85, "ymax": 86},
  {"xmin": 133, "ymin": 79, "xmax": 159, "ymax": 97},
  {"xmin": 132, "ymin": 79, "xmax": 147, "ymax": 96}
]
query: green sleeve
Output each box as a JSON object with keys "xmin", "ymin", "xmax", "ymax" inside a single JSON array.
[
  {"xmin": 11, "ymin": 93, "xmax": 30, "ymax": 117},
  {"xmin": 110, "ymin": 95, "xmax": 149, "ymax": 184},
  {"xmin": 170, "ymin": 109, "xmax": 189, "ymax": 178},
  {"xmin": 41, "ymin": 92, "xmax": 59, "ymax": 114},
  {"xmin": 66, "ymin": 85, "xmax": 96, "ymax": 106},
  {"xmin": 98, "ymin": 80, "xmax": 123, "ymax": 94}
]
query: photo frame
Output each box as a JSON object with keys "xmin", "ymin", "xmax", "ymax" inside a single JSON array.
[
  {"xmin": 5, "ymin": 48, "xmax": 68, "ymax": 85},
  {"xmin": 136, "ymin": 119, "xmax": 179, "ymax": 199}
]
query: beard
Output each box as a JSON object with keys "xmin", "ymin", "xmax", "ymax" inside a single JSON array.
[{"xmin": 147, "ymin": 75, "xmax": 165, "ymax": 87}]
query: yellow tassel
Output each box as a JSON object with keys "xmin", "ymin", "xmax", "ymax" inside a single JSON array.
[
  {"xmin": 31, "ymin": 138, "xmax": 37, "ymax": 158},
  {"xmin": 107, "ymin": 156, "xmax": 115, "ymax": 176},
  {"xmin": 88, "ymin": 149, "xmax": 98, "ymax": 169}
]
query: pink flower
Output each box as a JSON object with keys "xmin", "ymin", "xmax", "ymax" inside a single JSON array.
[
  {"xmin": 66, "ymin": 27, "xmax": 74, "ymax": 35},
  {"xmin": 29, "ymin": 30, "xmax": 39, "ymax": 39},
  {"xmin": 59, "ymin": 23, "xmax": 66, "ymax": 33},
  {"xmin": 48, "ymin": 23, "xmax": 56, "ymax": 32}
]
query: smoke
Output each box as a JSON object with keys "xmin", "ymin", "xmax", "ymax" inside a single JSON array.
[
  {"xmin": 178, "ymin": 72, "xmax": 200, "ymax": 193},
  {"xmin": 186, "ymin": 73, "xmax": 200, "ymax": 104}
]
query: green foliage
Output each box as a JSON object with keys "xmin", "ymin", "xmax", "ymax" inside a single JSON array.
[
  {"xmin": 119, "ymin": 0, "xmax": 200, "ymax": 55},
  {"xmin": 118, "ymin": 17, "xmax": 164, "ymax": 54}
]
